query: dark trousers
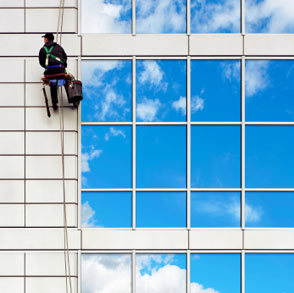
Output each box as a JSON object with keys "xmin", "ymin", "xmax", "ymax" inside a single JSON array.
[{"xmin": 50, "ymin": 84, "xmax": 69, "ymax": 105}]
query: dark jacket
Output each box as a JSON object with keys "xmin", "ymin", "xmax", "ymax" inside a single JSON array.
[{"xmin": 39, "ymin": 40, "xmax": 67, "ymax": 68}]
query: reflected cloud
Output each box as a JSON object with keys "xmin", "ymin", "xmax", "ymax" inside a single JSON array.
[
  {"xmin": 137, "ymin": 97, "xmax": 162, "ymax": 121},
  {"xmin": 191, "ymin": 0, "xmax": 240, "ymax": 33},
  {"xmin": 81, "ymin": 147, "xmax": 103, "ymax": 172},
  {"xmin": 221, "ymin": 61, "xmax": 240, "ymax": 82},
  {"xmin": 191, "ymin": 96, "xmax": 205, "ymax": 113},
  {"xmin": 136, "ymin": 0, "xmax": 186, "ymax": 33},
  {"xmin": 246, "ymin": 61, "xmax": 269, "ymax": 97},
  {"xmin": 104, "ymin": 127, "xmax": 126, "ymax": 141},
  {"xmin": 82, "ymin": 0, "xmax": 131, "ymax": 33},
  {"xmin": 81, "ymin": 201, "xmax": 96, "ymax": 227},
  {"xmin": 172, "ymin": 96, "xmax": 187, "ymax": 115},
  {"xmin": 246, "ymin": 0, "xmax": 294, "ymax": 33}
]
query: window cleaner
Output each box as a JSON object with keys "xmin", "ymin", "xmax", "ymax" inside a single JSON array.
[{"xmin": 39, "ymin": 33, "xmax": 83, "ymax": 117}]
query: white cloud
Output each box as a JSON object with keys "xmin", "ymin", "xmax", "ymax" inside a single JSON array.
[
  {"xmin": 81, "ymin": 0, "xmax": 131, "ymax": 33},
  {"xmin": 191, "ymin": 0, "xmax": 240, "ymax": 33},
  {"xmin": 105, "ymin": 127, "xmax": 126, "ymax": 141},
  {"xmin": 81, "ymin": 201, "xmax": 96, "ymax": 227},
  {"xmin": 138, "ymin": 61, "xmax": 166, "ymax": 89},
  {"xmin": 245, "ymin": 61, "xmax": 269, "ymax": 97},
  {"xmin": 246, "ymin": 0, "xmax": 294, "ymax": 33},
  {"xmin": 137, "ymin": 97, "xmax": 161, "ymax": 121},
  {"xmin": 136, "ymin": 0, "xmax": 186, "ymax": 33},
  {"xmin": 81, "ymin": 148, "xmax": 102, "ymax": 173},
  {"xmin": 172, "ymin": 96, "xmax": 186, "ymax": 115},
  {"xmin": 82, "ymin": 254, "xmax": 218, "ymax": 293},
  {"xmin": 221, "ymin": 61, "xmax": 240, "ymax": 81},
  {"xmin": 191, "ymin": 96, "xmax": 205, "ymax": 113},
  {"xmin": 245, "ymin": 203, "xmax": 262, "ymax": 223}
]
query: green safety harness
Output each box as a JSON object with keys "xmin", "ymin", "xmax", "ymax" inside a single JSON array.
[{"xmin": 44, "ymin": 45, "xmax": 65, "ymax": 68}]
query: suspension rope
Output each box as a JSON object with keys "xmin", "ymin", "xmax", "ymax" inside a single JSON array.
[{"xmin": 55, "ymin": 1, "xmax": 73, "ymax": 293}]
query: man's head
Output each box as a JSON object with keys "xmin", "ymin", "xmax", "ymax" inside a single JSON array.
[{"xmin": 42, "ymin": 33, "xmax": 54, "ymax": 43}]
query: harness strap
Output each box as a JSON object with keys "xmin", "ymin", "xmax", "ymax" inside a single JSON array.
[{"xmin": 44, "ymin": 45, "xmax": 65, "ymax": 67}]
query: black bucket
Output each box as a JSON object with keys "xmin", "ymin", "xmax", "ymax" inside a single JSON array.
[{"xmin": 67, "ymin": 80, "xmax": 83, "ymax": 103}]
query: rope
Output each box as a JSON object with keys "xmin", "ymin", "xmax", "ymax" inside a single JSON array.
[{"xmin": 56, "ymin": 1, "xmax": 73, "ymax": 293}]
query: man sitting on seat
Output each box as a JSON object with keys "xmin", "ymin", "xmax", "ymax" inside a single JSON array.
[{"xmin": 39, "ymin": 33, "xmax": 68, "ymax": 110}]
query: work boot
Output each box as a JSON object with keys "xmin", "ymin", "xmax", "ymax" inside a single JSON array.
[{"xmin": 53, "ymin": 103, "xmax": 58, "ymax": 111}]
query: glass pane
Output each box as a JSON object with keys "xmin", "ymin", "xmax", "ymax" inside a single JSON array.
[
  {"xmin": 191, "ymin": 126, "xmax": 241, "ymax": 188},
  {"xmin": 136, "ymin": 60, "xmax": 187, "ymax": 122},
  {"xmin": 82, "ymin": 126, "xmax": 132, "ymax": 188},
  {"xmin": 191, "ymin": 60, "xmax": 241, "ymax": 121},
  {"xmin": 246, "ymin": 1, "xmax": 294, "ymax": 33},
  {"xmin": 246, "ymin": 254, "xmax": 294, "ymax": 293},
  {"xmin": 82, "ymin": 60, "xmax": 132, "ymax": 122},
  {"xmin": 246, "ymin": 126, "xmax": 294, "ymax": 188},
  {"xmin": 191, "ymin": 254, "xmax": 241, "ymax": 293},
  {"xmin": 245, "ymin": 192, "xmax": 294, "ymax": 227},
  {"xmin": 82, "ymin": 254, "xmax": 131, "ymax": 293},
  {"xmin": 246, "ymin": 60, "xmax": 294, "ymax": 121},
  {"xmin": 81, "ymin": 0, "xmax": 132, "ymax": 33},
  {"xmin": 191, "ymin": 192, "xmax": 240, "ymax": 227},
  {"xmin": 136, "ymin": 254, "xmax": 186, "ymax": 293},
  {"xmin": 136, "ymin": 0, "xmax": 186, "ymax": 33},
  {"xmin": 191, "ymin": 0, "xmax": 240, "ymax": 33},
  {"xmin": 136, "ymin": 126, "xmax": 186, "ymax": 188},
  {"xmin": 82, "ymin": 192, "xmax": 132, "ymax": 228},
  {"xmin": 136, "ymin": 192, "xmax": 186, "ymax": 227}
]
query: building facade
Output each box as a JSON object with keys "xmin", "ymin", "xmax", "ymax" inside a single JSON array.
[{"xmin": 0, "ymin": 0, "xmax": 294, "ymax": 292}]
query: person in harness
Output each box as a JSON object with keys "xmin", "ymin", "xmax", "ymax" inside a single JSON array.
[{"xmin": 39, "ymin": 33, "xmax": 68, "ymax": 110}]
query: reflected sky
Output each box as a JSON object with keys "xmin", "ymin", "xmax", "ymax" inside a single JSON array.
[
  {"xmin": 82, "ymin": 126, "xmax": 132, "ymax": 188},
  {"xmin": 136, "ymin": 0, "xmax": 186, "ymax": 33},
  {"xmin": 136, "ymin": 60, "xmax": 186, "ymax": 122},
  {"xmin": 82, "ymin": 254, "xmax": 132, "ymax": 293},
  {"xmin": 246, "ymin": 126, "xmax": 294, "ymax": 188},
  {"xmin": 82, "ymin": 60, "xmax": 132, "ymax": 122},
  {"xmin": 191, "ymin": 60, "xmax": 241, "ymax": 121},
  {"xmin": 191, "ymin": 0, "xmax": 240, "ymax": 33},
  {"xmin": 191, "ymin": 254, "xmax": 241, "ymax": 293},
  {"xmin": 246, "ymin": 60, "xmax": 294, "ymax": 121},
  {"xmin": 245, "ymin": 192, "xmax": 294, "ymax": 227},
  {"xmin": 82, "ymin": 0, "xmax": 131, "ymax": 33},
  {"xmin": 136, "ymin": 192, "xmax": 186, "ymax": 227},
  {"xmin": 191, "ymin": 192, "xmax": 240, "ymax": 227},
  {"xmin": 246, "ymin": 254, "xmax": 294, "ymax": 293},
  {"xmin": 82, "ymin": 192, "xmax": 132, "ymax": 227},
  {"xmin": 136, "ymin": 254, "xmax": 186, "ymax": 293},
  {"xmin": 246, "ymin": 0, "xmax": 294, "ymax": 33},
  {"xmin": 136, "ymin": 126, "xmax": 186, "ymax": 188},
  {"xmin": 191, "ymin": 126, "xmax": 241, "ymax": 188}
]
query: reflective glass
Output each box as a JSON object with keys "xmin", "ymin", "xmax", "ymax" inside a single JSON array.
[
  {"xmin": 246, "ymin": 60, "xmax": 294, "ymax": 121},
  {"xmin": 246, "ymin": 0, "xmax": 294, "ymax": 33},
  {"xmin": 246, "ymin": 254, "xmax": 294, "ymax": 293},
  {"xmin": 245, "ymin": 192, "xmax": 294, "ymax": 227},
  {"xmin": 191, "ymin": 60, "xmax": 241, "ymax": 121},
  {"xmin": 136, "ymin": 192, "xmax": 186, "ymax": 227},
  {"xmin": 82, "ymin": 126, "xmax": 132, "ymax": 188},
  {"xmin": 191, "ymin": 126, "xmax": 241, "ymax": 188},
  {"xmin": 191, "ymin": 254, "xmax": 241, "ymax": 293},
  {"xmin": 81, "ymin": 0, "xmax": 132, "ymax": 33},
  {"xmin": 246, "ymin": 126, "xmax": 294, "ymax": 188},
  {"xmin": 82, "ymin": 60, "xmax": 132, "ymax": 122},
  {"xmin": 82, "ymin": 192, "xmax": 132, "ymax": 228},
  {"xmin": 136, "ymin": 126, "xmax": 186, "ymax": 188},
  {"xmin": 136, "ymin": 60, "xmax": 187, "ymax": 122},
  {"xmin": 136, "ymin": 0, "xmax": 186, "ymax": 33},
  {"xmin": 191, "ymin": 192, "xmax": 240, "ymax": 227},
  {"xmin": 191, "ymin": 0, "xmax": 240, "ymax": 33},
  {"xmin": 136, "ymin": 254, "xmax": 186, "ymax": 293},
  {"xmin": 82, "ymin": 254, "xmax": 132, "ymax": 293}
]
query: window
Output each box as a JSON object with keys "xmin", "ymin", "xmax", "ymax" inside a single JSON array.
[
  {"xmin": 136, "ymin": 60, "xmax": 187, "ymax": 122},
  {"xmin": 191, "ymin": 126, "xmax": 241, "ymax": 188},
  {"xmin": 191, "ymin": 0, "xmax": 240, "ymax": 33}
]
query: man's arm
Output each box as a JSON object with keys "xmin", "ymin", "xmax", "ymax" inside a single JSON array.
[{"xmin": 39, "ymin": 47, "xmax": 46, "ymax": 68}]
